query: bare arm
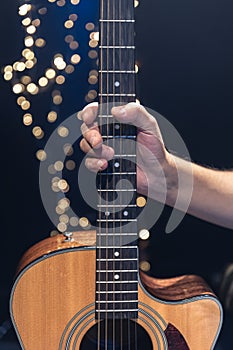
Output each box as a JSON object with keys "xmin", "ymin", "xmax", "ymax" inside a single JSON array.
[{"xmin": 80, "ymin": 102, "xmax": 233, "ymax": 230}]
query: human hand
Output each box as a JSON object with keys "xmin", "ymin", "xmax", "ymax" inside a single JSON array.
[{"xmin": 79, "ymin": 102, "xmax": 177, "ymax": 203}]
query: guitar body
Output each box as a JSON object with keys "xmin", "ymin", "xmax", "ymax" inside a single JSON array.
[{"xmin": 10, "ymin": 232, "xmax": 222, "ymax": 350}]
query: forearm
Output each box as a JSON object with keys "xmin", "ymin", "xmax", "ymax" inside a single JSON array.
[{"xmin": 166, "ymin": 155, "xmax": 233, "ymax": 229}]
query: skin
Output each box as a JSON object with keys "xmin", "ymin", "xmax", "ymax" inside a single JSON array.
[{"xmin": 80, "ymin": 102, "xmax": 233, "ymax": 230}]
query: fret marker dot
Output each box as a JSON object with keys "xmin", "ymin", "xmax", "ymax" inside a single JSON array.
[
  {"xmin": 114, "ymin": 251, "xmax": 120, "ymax": 257},
  {"xmin": 123, "ymin": 211, "xmax": 128, "ymax": 216},
  {"xmin": 114, "ymin": 274, "xmax": 120, "ymax": 280},
  {"xmin": 115, "ymin": 124, "xmax": 120, "ymax": 129},
  {"xmin": 105, "ymin": 211, "xmax": 110, "ymax": 216},
  {"xmin": 114, "ymin": 81, "xmax": 120, "ymax": 87},
  {"xmin": 114, "ymin": 162, "xmax": 120, "ymax": 168}
]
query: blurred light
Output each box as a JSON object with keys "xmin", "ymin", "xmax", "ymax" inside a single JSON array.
[
  {"xmin": 50, "ymin": 230, "xmax": 59, "ymax": 237},
  {"xmin": 88, "ymin": 50, "xmax": 98, "ymax": 59},
  {"xmin": 57, "ymin": 222, "xmax": 67, "ymax": 232},
  {"xmin": 27, "ymin": 83, "xmax": 39, "ymax": 95},
  {"xmin": 59, "ymin": 214, "xmax": 69, "ymax": 224},
  {"xmin": 21, "ymin": 75, "xmax": 32, "ymax": 84},
  {"xmin": 57, "ymin": 179, "xmax": 69, "ymax": 192},
  {"xmin": 58, "ymin": 198, "xmax": 70, "ymax": 210},
  {"xmin": 14, "ymin": 62, "xmax": 26, "ymax": 72},
  {"xmin": 65, "ymin": 35, "xmax": 74, "ymax": 43},
  {"xmin": 63, "ymin": 143, "xmax": 73, "ymax": 156},
  {"xmin": 38, "ymin": 76, "xmax": 49, "ymax": 87},
  {"xmin": 69, "ymin": 14, "xmax": 78, "ymax": 21},
  {"xmin": 17, "ymin": 96, "xmax": 26, "ymax": 106},
  {"xmin": 25, "ymin": 60, "xmax": 35, "ymax": 69},
  {"xmin": 32, "ymin": 19, "xmax": 41, "ymax": 27},
  {"xmin": 137, "ymin": 196, "xmax": 146, "ymax": 207},
  {"xmin": 71, "ymin": 0, "xmax": 80, "ymax": 4},
  {"xmin": 4, "ymin": 72, "xmax": 13, "ymax": 81},
  {"xmin": 53, "ymin": 94, "xmax": 63, "ymax": 105},
  {"xmin": 79, "ymin": 217, "xmax": 90, "ymax": 228},
  {"xmin": 38, "ymin": 7, "xmax": 47, "ymax": 15},
  {"xmin": 139, "ymin": 229, "xmax": 150, "ymax": 240},
  {"xmin": 19, "ymin": 4, "xmax": 32, "ymax": 16},
  {"xmin": 27, "ymin": 25, "xmax": 37, "ymax": 35},
  {"xmin": 85, "ymin": 22, "xmax": 95, "ymax": 31},
  {"xmin": 45, "ymin": 68, "xmax": 56, "ymax": 79},
  {"xmin": 69, "ymin": 41, "xmax": 79, "ymax": 50},
  {"xmin": 70, "ymin": 54, "xmax": 81, "ymax": 64},
  {"xmin": 48, "ymin": 164, "xmax": 56, "ymax": 174},
  {"xmin": 58, "ymin": 126, "xmax": 69, "ymax": 137},
  {"xmin": 36, "ymin": 149, "xmax": 47, "ymax": 161},
  {"xmin": 57, "ymin": 0, "xmax": 66, "ymax": 6},
  {"xmin": 70, "ymin": 216, "xmax": 79, "ymax": 227},
  {"xmin": 47, "ymin": 111, "xmax": 58, "ymax": 123},
  {"xmin": 22, "ymin": 17, "xmax": 31, "ymax": 26},
  {"xmin": 56, "ymin": 75, "xmax": 65, "ymax": 85},
  {"xmin": 139, "ymin": 261, "xmax": 151, "ymax": 272},
  {"xmin": 13, "ymin": 83, "xmax": 24, "ymax": 94},
  {"xmin": 23, "ymin": 113, "xmax": 33, "ymax": 126},
  {"xmin": 65, "ymin": 65, "xmax": 75, "ymax": 74},
  {"xmin": 65, "ymin": 160, "xmax": 76, "ymax": 170},
  {"xmin": 32, "ymin": 126, "xmax": 44, "ymax": 139},
  {"xmin": 64, "ymin": 20, "xmax": 74, "ymax": 29},
  {"xmin": 21, "ymin": 100, "xmax": 31, "ymax": 110},
  {"xmin": 25, "ymin": 36, "xmax": 34, "ymax": 47},
  {"xmin": 35, "ymin": 38, "xmax": 46, "ymax": 48},
  {"xmin": 54, "ymin": 160, "xmax": 64, "ymax": 171}
]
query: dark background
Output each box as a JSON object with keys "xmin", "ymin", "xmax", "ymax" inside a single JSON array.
[{"xmin": 1, "ymin": 0, "xmax": 233, "ymax": 349}]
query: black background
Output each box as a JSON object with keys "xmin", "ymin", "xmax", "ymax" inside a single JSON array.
[{"xmin": 1, "ymin": 0, "xmax": 233, "ymax": 348}]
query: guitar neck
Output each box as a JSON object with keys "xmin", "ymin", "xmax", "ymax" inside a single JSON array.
[{"xmin": 96, "ymin": 0, "xmax": 138, "ymax": 320}]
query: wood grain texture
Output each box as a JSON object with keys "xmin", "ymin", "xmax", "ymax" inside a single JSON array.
[{"xmin": 10, "ymin": 236, "xmax": 222, "ymax": 350}]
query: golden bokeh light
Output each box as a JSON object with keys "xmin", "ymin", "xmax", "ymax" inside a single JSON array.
[
  {"xmin": 139, "ymin": 229, "xmax": 150, "ymax": 240},
  {"xmin": 70, "ymin": 216, "xmax": 79, "ymax": 227},
  {"xmin": 139, "ymin": 261, "xmax": 150, "ymax": 272},
  {"xmin": 70, "ymin": 54, "xmax": 81, "ymax": 64},
  {"xmin": 65, "ymin": 160, "xmax": 76, "ymax": 170},
  {"xmin": 35, "ymin": 38, "xmax": 46, "ymax": 48},
  {"xmin": 137, "ymin": 196, "xmax": 147, "ymax": 207},
  {"xmin": 71, "ymin": 0, "xmax": 80, "ymax": 4},
  {"xmin": 36, "ymin": 149, "xmax": 47, "ymax": 161},
  {"xmin": 17, "ymin": 96, "xmax": 26, "ymax": 106},
  {"xmin": 32, "ymin": 126, "xmax": 44, "ymax": 139},
  {"xmin": 38, "ymin": 76, "xmax": 49, "ymax": 87},
  {"xmin": 85, "ymin": 22, "xmax": 95, "ymax": 31},
  {"xmin": 47, "ymin": 111, "xmax": 58, "ymax": 123},
  {"xmin": 22, "ymin": 17, "xmax": 31, "ymax": 26},
  {"xmin": 58, "ymin": 126, "xmax": 69, "ymax": 137},
  {"xmin": 79, "ymin": 217, "xmax": 90, "ymax": 228},
  {"xmin": 27, "ymin": 83, "xmax": 39, "ymax": 95},
  {"xmin": 45, "ymin": 68, "xmax": 56, "ymax": 79},
  {"xmin": 54, "ymin": 160, "xmax": 64, "ymax": 171},
  {"xmin": 13, "ymin": 83, "xmax": 25, "ymax": 94},
  {"xmin": 19, "ymin": 4, "xmax": 32, "ymax": 16},
  {"xmin": 23, "ymin": 113, "xmax": 33, "ymax": 126},
  {"xmin": 24, "ymin": 36, "xmax": 34, "ymax": 47},
  {"xmin": 56, "ymin": 75, "xmax": 65, "ymax": 85},
  {"xmin": 63, "ymin": 143, "xmax": 74, "ymax": 156}
]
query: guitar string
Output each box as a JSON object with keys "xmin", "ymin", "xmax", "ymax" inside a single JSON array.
[
  {"xmin": 112, "ymin": 0, "xmax": 116, "ymax": 349},
  {"xmin": 106, "ymin": 0, "xmax": 110, "ymax": 348},
  {"xmin": 98, "ymin": 1, "xmax": 104, "ymax": 349}
]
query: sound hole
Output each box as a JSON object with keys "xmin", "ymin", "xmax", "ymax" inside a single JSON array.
[{"xmin": 80, "ymin": 319, "xmax": 153, "ymax": 349}]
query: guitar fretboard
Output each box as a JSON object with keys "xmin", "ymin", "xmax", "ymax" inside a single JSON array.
[{"xmin": 96, "ymin": 0, "xmax": 138, "ymax": 320}]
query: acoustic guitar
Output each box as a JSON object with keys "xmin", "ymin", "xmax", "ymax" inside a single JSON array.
[{"xmin": 10, "ymin": 0, "xmax": 223, "ymax": 349}]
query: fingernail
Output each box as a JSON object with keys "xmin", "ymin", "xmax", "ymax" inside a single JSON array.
[{"xmin": 97, "ymin": 160, "xmax": 104, "ymax": 169}]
